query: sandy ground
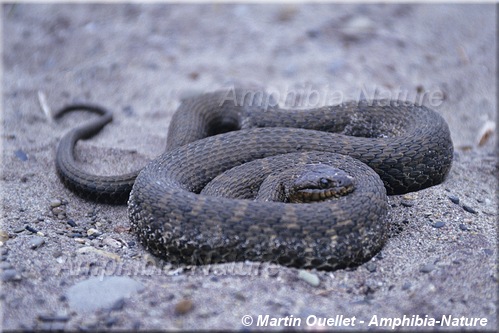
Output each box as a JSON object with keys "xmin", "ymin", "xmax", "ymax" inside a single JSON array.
[{"xmin": 1, "ymin": 3, "xmax": 497, "ymax": 331}]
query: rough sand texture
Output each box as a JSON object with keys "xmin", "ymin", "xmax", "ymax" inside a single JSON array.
[{"xmin": 2, "ymin": 3, "xmax": 497, "ymax": 331}]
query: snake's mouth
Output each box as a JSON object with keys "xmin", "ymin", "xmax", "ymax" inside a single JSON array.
[{"xmin": 287, "ymin": 165, "xmax": 355, "ymax": 203}]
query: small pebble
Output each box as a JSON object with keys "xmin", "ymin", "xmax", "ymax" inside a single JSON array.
[
  {"xmin": 86, "ymin": 228, "xmax": 100, "ymax": 237},
  {"xmin": 174, "ymin": 298, "xmax": 194, "ymax": 315},
  {"xmin": 448, "ymin": 195, "xmax": 460, "ymax": 204},
  {"xmin": 420, "ymin": 263, "xmax": 436, "ymax": 273},
  {"xmin": 104, "ymin": 237, "xmax": 123, "ymax": 248},
  {"xmin": 53, "ymin": 250, "xmax": 63, "ymax": 258},
  {"xmin": 0, "ymin": 230, "xmax": 9, "ymax": 242},
  {"xmin": 14, "ymin": 149, "xmax": 28, "ymax": 161},
  {"xmin": 234, "ymin": 292, "xmax": 246, "ymax": 301},
  {"xmin": 51, "ymin": 207, "xmax": 65, "ymax": 216},
  {"xmin": 342, "ymin": 15, "xmax": 375, "ymax": 36},
  {"xmin": 306, "ymin": 29, "xmax": 320, "ymax": 38},
  {"xmin": 188, "ymin": 71, "xmax": 200, "ymax": 81},
  {"xmin": 14, "ymin": 226, "xmax": 25, "ymax": 233},
  {"xmin": 483, "ymin": 249, "xmax": 493, "ymax": 256},
  {"xmin": 400, "ymin": 200, "xmax": 414, "ymax": 207},
  {"xmin": 298, "ymin": 270, "xmax": 320, "ymax": 287},
  {"xmin": 50, "ymin": 199, "xmax": 62, "ymax": 208},
  {"xmin": 122, "ymin": 106, "xmax": 135, "ymax": 117},
  {"xmin": 0, "ymin": 262, "xmax": 13, "ymax": 269},
  {"xmin": 29, "ymin": 236, "xmax": 45, "ymax": 249},
  {"xmin": 459, "ymin": 224, "xmax": 469, "ymax": 231},
  {"xmin": 67, "ymin": 219, "xmax": 77, "ymax": 227},
  {"xmin": 401, "ymin": 281, "xmax": 411, "ymax": 290},
  {"xmin": 365, "ymin": 262, "xmax": 377, "ymax": 272},
  {"xmin": 1, "ymin": 268, "xmax": 21, "ymax": 282},
  {"xmin": 25, "ymin": 225, "xmax": 39, "ymax": 234},
  {"xmin": 275, "ymin": 5, "xmax": 297, "ymax": 22},
  {"xmin": 476, "ymin": 119, "xmax": 495, "ymax": 146},
  {"xmin": 462, "ymin": 205, "xmax": 478, "ymax": 214},
  {"xmin": 432, "ymin": 221, "xmax": 446, "ymax": 228}
]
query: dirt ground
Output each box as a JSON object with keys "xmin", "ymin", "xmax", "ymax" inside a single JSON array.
[{"xmin": 1, "ymin": 3, "xmax": 497, "ymax": 331}]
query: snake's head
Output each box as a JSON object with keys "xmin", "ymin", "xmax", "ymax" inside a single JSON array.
[{"xmin": 288, "ymin": 165, "xmax": 355, "ymax": 203}]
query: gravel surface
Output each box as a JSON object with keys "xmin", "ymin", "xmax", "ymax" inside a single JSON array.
[{"xmin": 2, "ymin": 3, "xmax": 497, "ymax": 331}]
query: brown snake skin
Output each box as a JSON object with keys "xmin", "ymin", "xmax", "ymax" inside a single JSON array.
[{"xmin": 55, "ymin": 88, "xmax": 453, "ymax": 270}]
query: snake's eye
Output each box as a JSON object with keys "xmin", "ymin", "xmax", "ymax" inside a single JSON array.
[{"xmin": 319, "ymin": 178, "xmax": 330, "ymax": 188}]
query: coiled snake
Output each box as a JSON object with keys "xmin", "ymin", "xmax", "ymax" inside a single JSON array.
[{"xmin": 55, "ymin": 88, "xmax": 453, "ymax": 270}]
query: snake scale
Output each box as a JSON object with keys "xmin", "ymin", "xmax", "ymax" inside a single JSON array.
[{"xmin": 55, "ymin": 88, "xmax": 453, "ymax": 270}]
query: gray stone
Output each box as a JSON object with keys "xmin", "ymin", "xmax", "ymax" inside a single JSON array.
[
  {"xmin": 1, "ymin": 268, "xmax": 21, "ymax": 282},
  {"xmin": 29, "ymin": 236, "xmax": 45, "ymax": 249},
  {"xmin": 65, "ymin": 276, "xmax": 144, "ymax": 313}
]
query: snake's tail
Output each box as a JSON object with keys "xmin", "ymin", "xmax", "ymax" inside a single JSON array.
[{"xmin": 55, "ymin": 104, "xmax": 138, "ymax": 204}]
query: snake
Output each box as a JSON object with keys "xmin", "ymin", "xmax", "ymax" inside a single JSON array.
[{"xmin": 55, "ymin": 87, "xmax": 453, "ymax": 270}]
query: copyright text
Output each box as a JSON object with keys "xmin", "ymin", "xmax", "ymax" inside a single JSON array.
[{"xmin": 241, "ymin": 314, "xmax": 489, "ymax": 329}]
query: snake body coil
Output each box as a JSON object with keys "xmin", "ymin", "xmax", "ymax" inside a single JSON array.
[{"xmin": 56, "ymin": 88, "xmax": 453, "ymax": 270}]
